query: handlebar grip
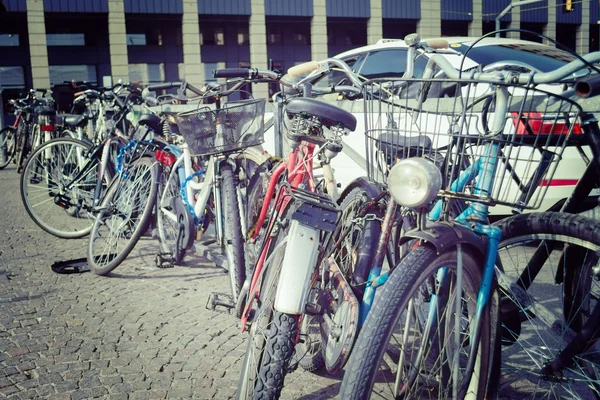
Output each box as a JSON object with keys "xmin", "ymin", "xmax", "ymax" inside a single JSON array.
[
  {"xmin": 575, "ymin": 74, "xmax": 600, "ymax": 98},
  {"xmin": 287, "ymin": 61, "xmax": 319, "ymax": 77},
  {"xmin": 213, "ymin": 68, "xmax": 252, "ymax": 78},
  {"xmin": 425, "ymin": 39, "xmax": 449, "ymax": 49},
  {"xmin": 146, "ymin": 82, "xmax": 183, "ymax": 91}
]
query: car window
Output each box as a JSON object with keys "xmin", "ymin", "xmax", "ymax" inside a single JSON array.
[
  {"xmin": 312, "ymin": 56, "xmax": 362, "ymax": 88},
  {"xmin": 357, "ymin": 49, "xmax": 429, "ymax": 79},
  {"xmin": 451, "ymin": 43, "xmax": 577, "ymax": 73}
]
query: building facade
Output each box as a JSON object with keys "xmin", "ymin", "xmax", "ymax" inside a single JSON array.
[{"xmin": 0, "ymin": 0, "xmax": 598, "ymax": 102}]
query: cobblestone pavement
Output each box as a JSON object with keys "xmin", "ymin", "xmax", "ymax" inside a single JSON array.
[{"xmin": 0, "ymin": 165, "xmax": 342, "ymax": 399}]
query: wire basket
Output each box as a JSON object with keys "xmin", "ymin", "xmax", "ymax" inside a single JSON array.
[
  {"xmin": 174, "ymin": 99, "xmax": 266, "ymax": 156},
  {"xmin": 363, "ymin": 78, "xmax": 584, "ymax": 210}
]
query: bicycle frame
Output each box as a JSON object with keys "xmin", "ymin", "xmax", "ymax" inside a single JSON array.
[{"xmin": 241, "ymin": 142, "xmax": 340, "ymax": 329}]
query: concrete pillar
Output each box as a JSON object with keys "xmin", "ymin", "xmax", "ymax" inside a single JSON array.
[
  {"xmin": 577, "ymin": 0, "xmax": 590, "ymax": 54},
  {"xmin": 508, "ymin": 5, "xmax": 521, "ymax": 39},
  {"xmin": 368, "ymin": 0, "xmax": 383, "ymax": 44},
  {"xmin": 311, "ymin": 0, "xmax": 328, "ymax": 60},
  {"xmin": 543, "ymin": 0, "xmax": 557, "ymax": 46},
  {"xmin": 469, "ymin": 0, "xmax": 483, "ymax": 37},
  {"xmin": 182, "ymin": 0, "xmax": 203, "ymax": 87},
  {"xmin": 26, "ymin": 0, "xmax": 50, "ymax": 89},
  {"xmin": 108, "ymin": 0, "xmax": 129, "ymax": 82},
  {"xmin": 250, "ymin": 0, "xmax": 268, "ymax": 100},
  {"xmin": 418, "ymin": 0, "xmax": 441, "ymax": 38}
]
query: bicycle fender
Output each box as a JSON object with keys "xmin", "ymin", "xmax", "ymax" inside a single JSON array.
[
  {"xmin": 274, "ymin": 219, "xmax": 320, "ymax": 315},
  {"xmin": 398, "ymin": 221, "xmax": 486, "ymax": 258}
]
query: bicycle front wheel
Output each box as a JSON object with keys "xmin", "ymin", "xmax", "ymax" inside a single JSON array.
[
  {"xmin": 340, "ymin": 244, "xmax": 494, "ymax": 400},
  {"xmin": 20, "ymin": 137, "xmax": 110, "ymax": 238},
  {"xmin": 237, "ymin": 231, "xmax": 299, "ymax": 400},
  {"xmin": 0, "ymin": 127, "xmax": 17, "ymax": 169},
  {"xmin": 87, "ymin": 156, "xmax": 158, "ymax": 275},
  {"xmin": 494, "ymin": 212, "xmax": 600, "ymax": 399}
]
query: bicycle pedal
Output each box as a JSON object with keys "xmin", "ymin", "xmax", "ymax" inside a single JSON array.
[
  {"xmin": 155, "ymin": 253, "xmax": 174, "ymax": 268},
  {"xmin": 206, "ymin": 292, "xmax": 235, "ymax": 314}
]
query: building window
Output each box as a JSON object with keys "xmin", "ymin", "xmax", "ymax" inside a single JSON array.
[
  {"xmin": 46, "ymin": 33, "xmax": 85, "ymax": 46},
  {"xmin": 200, "ymin": 27, "xmax": 224, "ymax": 45},
  {"xmin": 49, "ymin": 65, "xmax": 96, "ymax": 85},
  {"xmin": 238, "ymin": 28, "xmax": 249, "ymax": 45},
  {"xmin": 0, "ymin": 34, "xmax": 19, "ymax": 47},
  {"xmin": 129, "ymin": 63, "xmax": 165, "ymax": 83},
  {"xmin": 0, "ymin": 66, "xmax": 25, "ymax": 88},
  {"xmin": 293, "ymin": 31, "xmax": 309, "ymax": 45},
  {"xmin": 127, "ymin": 34, "xmax": 147, "ymax": 46},
  {"xmin": 267, "ymin": 27, "xmax": 282, "ymax": 44}
]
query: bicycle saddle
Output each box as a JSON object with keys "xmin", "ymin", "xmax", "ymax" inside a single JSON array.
[
  {"xmin": 286, "ymin": 98, "xmax": 357, "ymax": 132},
  {"xmin": 138, "ymin": 113, "xmax": 162, "ymax": 132},
  {"xmin": 377, "ymin": 131, "xmax": 432, "ymax": 164},
  {"xmin": 61, "ymin": 114, "xmax": 87, "ymax": 127}
]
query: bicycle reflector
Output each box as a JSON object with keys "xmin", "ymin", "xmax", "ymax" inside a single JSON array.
[{"xmin": 388, "ymin": 158, "xmax": 442, "ymax": 208}]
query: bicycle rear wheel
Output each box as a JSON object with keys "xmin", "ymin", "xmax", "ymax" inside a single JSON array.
[
  {"xmin": 20, "ymin": 137, "xmax": 110, "ymax": 238},
  {"xmin": 156, "ymin": 164, "xmax": 194, "ymax": 265},
  {"xmin": 339, "ymin": 244, "xmax": 494, "ymax": 400},
  {"xmin": 494, "ymin": 212, "xmax": 600, "ymax": 399},
  {"xmin": 87, "ymin": 156, "xmax": 158, "ymax": 275},
  {"xmin": 237, "ymin": 211, "xmax": 299, "ymax": 400},
  {"xmin": 0, "ymin": 127, "xmax": 17, "ymax": 169}
]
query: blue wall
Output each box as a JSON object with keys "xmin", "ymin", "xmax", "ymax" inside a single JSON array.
[
  {"xmin": 441, "ymin": 0, "xmax": 472, "ymax": 21},
  {"xmin": 327, "ymin": 0, "xmax": 369, "ymax": 18},
  {"xmin": 382, "ymin": 0, "xmax": 420, "ymax": 19},
  {"xmin": 592, "ymin": 0, "xmax": 599, "ymax": 24},
  {"xmin": 198, "ymin": 0, "xmax": 251, "ymax": 15},
  {"xmin": 125, "ymin": 0, "xmax": 183, "ymax": 14},
  {"xmin": 483, "ymin": 0, "xmax": 511, "ymax": 22},
  {"xmin": 4, "ymin": 0, "xmax": 26, "ymax": 12},
  {"xmin": 265, "ymin": 0, "xmax": 312, "ymax": 16},
  {"xmin": 43, "ymin": 0, "xmax": 108, "ymax": 13},
  {"xmin": 520, "ymin": 0, "xmax": 547, "ymax": 23}
]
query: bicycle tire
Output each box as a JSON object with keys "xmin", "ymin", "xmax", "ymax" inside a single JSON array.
[
  {"xmin": 87, "ymin": 155, "xmax": 158, "ymax": 275},
  {"xmin": 237, "ymin": 215, "xmax": 299, "ymax": 400},
  {"xmin": 493, "ymin": 211, "xmax": 600, "ymax": 399},
  {"xmin": 156, "ymin": 164, "xmax": 192, "ymax": 265},
  {"xmin": 220, "ymin": 163, "xmax": 245, "ymax": 301},
  {"xmin": 20, "ymin": 137, "xmax": 112, "ymax": 238},
  {"xmin": 0, "ymin": 127, "xmax": 17, "ymax": 169},
  {"xmin": 339, "ymin": 244, "xmax": 494, "ymax": 400},
  {"xmin": 296, "ymin": 184, "xmax": 383, "ymax": 373},
  {"xmin": 15, "ymin": 123, "xmax": 30, "ymax": 173}
]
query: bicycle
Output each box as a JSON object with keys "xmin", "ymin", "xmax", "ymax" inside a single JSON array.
[
  {"xmin": 216, "ymin": 61, "xmax": 361, "ymax": 399},
  {"xmin": 147, "ymin": 79, "xmax": 272, "ymax": 301},
  {"xmin": 19, "ymin": 82, "xmax": 142, "ymax": 239},
  {"xmin": 336, "ymin": 34, "xmax": 600, "ymax": 399},
  {"xmin": 1, "ymin": 90, "xmax": 56, "ymax": 172}
]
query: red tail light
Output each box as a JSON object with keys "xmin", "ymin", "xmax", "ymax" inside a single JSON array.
[
  {"xmin": 41, "ymin": 125, "xmax": 55, "ymax": 132},
  {"xmin": 511, "ymin": 112, "xmax": 582, "ymax": 135},
  {"xmin": 155, "ymin": 149, "xmax": 175, "ymax": 167}
]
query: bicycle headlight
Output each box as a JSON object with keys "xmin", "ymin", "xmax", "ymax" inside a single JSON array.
[{"xmin": 388, "ymin": 158, "xmax": 442, "ymax": 208}]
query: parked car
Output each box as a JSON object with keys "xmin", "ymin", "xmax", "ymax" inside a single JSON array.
[{"xmin": 263, "ymin": 36, "xmax": 599, "ymax": 214}]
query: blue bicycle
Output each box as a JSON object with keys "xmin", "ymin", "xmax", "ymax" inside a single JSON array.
[{"xmin": 308, "ymin": 37, "xmax": 600, "ymax": 398}]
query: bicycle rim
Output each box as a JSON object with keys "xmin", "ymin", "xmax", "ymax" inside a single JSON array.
[
  {"xmin": 341, "ymin": 245, "xmax": 490, "ymax": 400},
  {"xmin": 20, "ymin": 138, "xmax": 106, "ymax": 238},
  {"xmin": 496, "ymin": 232, "xmax": 600, "ymax": 399},
  {"xmin": 87, "ymin": 156, "xmax": 157, "ymax": 275}
]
